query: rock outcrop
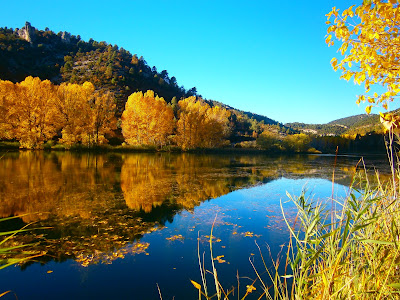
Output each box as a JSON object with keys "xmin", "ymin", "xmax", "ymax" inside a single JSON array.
[
  {"xmin": 16, "ymin": 21, "xmax": 35, "ymax": 44},
  {"xmin": 60, "ymin": 31, "xmax": 71, "ymax": 43}
]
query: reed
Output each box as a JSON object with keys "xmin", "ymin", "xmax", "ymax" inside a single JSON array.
[
  {"xmin": 284, "ymin": 168, "xmax": 400, "ymax": 299},
  {"xmin": 193, "ymin": 160, "xmax": 400, "ymax": 299},
  {"xmin": 0, "ymin": 215, "xmax": 44, "ymax": 269}
]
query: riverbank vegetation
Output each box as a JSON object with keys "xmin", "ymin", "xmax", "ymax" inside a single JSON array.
[
  {"xmin": 0, "ymin": 22, "xmax": 390, "ymax": 154},
  {"xmin": 0, "ymin": 75, "xmax": 386, "ymax": 153}
]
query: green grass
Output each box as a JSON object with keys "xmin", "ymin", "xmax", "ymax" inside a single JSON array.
[{"xmin": 0, "ymin": 141, "xmax": 20, "ymax": 150}]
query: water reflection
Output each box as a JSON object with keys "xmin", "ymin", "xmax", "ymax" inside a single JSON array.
[{"xmin": 0, "ymin": 151, "xmax": 390, "ymax": 269}]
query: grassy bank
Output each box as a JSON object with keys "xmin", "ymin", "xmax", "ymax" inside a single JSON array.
[{"xmin": 0, "ymin": 140, "xmax": 322, "ymax": 154}]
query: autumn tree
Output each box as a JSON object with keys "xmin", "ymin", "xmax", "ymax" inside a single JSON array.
[
  {"xmin": 6, "ymin": 76, "xmax": 61, "ymax": 149},
  {"xmin": 55, "ymin": 82, "xmax": 94, "ymax": 147},
  {"xmin": 326, "ymin": 0, "xmax": 400, "ymax": 113},
  {"xmin": 121, "ymin": 90, "xmax": 174, "ymax": 147},
  {"xmin": 256, "ymin": 130, "xmax": 282, "ymax": 151},
  {"xmin": 284, "ymin": 133, "xmax": 312, "ymax": 153},
  {"xmin": 56, "ymin": 82, "xmax": 117, "ymax": 147},
  {"xmin": 0, "ymin": 80, "xmax": 15, "ymax": 139},
  {"xmin": 87, "ymin": 91, "xmax": 117, "ymax": 145},
  {"xmin": 176, "ymin": 97, "xmax": 230, "ymax": 149}
]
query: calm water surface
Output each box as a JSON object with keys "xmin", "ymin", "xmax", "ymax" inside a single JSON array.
[{"xmin": 0, "ymin": 152, "xmax": 390, "ymax": 299}]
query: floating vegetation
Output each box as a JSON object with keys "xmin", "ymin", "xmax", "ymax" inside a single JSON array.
[
  {"xmin": 76, "ymin": 242, "xmax": 150, "ymax": 267},
  {"xmin": 166, "ymin": 234, "xmax": 184, "ymax": 241},
  {"xmin": 213, "ymin": 255, "xmax": 227, "ymax": 264}
]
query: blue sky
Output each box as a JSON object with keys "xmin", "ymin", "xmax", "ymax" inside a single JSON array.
[{"xmin": 0, "ymin": 0, "xmax": 394, "ymax": 124}]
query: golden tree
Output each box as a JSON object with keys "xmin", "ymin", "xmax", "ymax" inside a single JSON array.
[
  {"xmin": 121, "ymin": 90, "xmax": 174, "ymax": 146},
  {"xmin": 204, "ymin": 105, "xmax": 231, "ymax": 147},
  {"xmin": 326, "ymin": 0, "xmax": 400, "ymax": 113},
  {"xmin": 0, "ymin": 80, "xmax": 16, "ymax": 139},
  {"xmin": 55, "ymin": 82, "xmax": 94, "ymax": 147},
  {"xmin": 87, "ymin": 91, "xmax": 117, "ymax": 145},
  {"xmin": 7, "ymin": 76, "xmax": 61, "ymax": 149},
  {"xmin": 176, "ymin": 97, "xmax": 230, "ymax": 149}
]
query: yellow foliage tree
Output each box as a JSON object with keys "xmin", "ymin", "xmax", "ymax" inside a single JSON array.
[
  {"xmin": 56, "ymin": 82, "xmax": 116, "ymax": 147},
  {"xmin": 326, "ymin": 1, "xmax": 400, "ymax": 113},
  {"xmin": 121, "ymin": 90, "xmax": 174, "ymax": 146},
  {"xmin": 88, "ymin": 91, "xmax": 117, "ymax": 145},
  {"xmin": 284, "ymin": 133, "xmax": 311, "ymax": 153},
  {"xmin": 55, "ymin": 82, "xmax": 94, "ymax": 147},
  {"xmin": 0, "ymin": 80, "xmax": 16, "ymax": 139},
  {"xmin": 176, "ymin": 97, "xmax": 230, "ymax": 149},
  {"xmin": 6, "ymin": 76, "xmax": 61, "ymax": 149}
]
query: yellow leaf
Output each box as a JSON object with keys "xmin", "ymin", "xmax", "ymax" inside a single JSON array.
[
  {"xmin": 214, "ymin": 255, "xmax": 226, "ymax": 263},
  {"xmin": 246, "ymin": 285, "xmax": 256, "ymax": 293},
  {"xmin": 366, "ymin": 106, "xmax": 372, "ymax": 114},
  {"xmin": 325, "ymin": 35, "xmax": 332, "ymax": 44},
  {"xmin": 190, "ymin": 280, "xmax": 202, "ymax": 290},
  {"xmin": 0, "ymin": 291, "xmax": 11, "ymax": 298}
]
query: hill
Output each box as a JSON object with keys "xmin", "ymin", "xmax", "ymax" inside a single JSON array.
[
  {"xmin": 0, "ymin": 22, "xmax": 286, "ymax": 141},
  {"xmin": 286, "ymin": 113, "xmax": 384, "ymax": 136},
  {"xmin": 327, "ymin": 114, "xmax": 379, "ymax": 127}
]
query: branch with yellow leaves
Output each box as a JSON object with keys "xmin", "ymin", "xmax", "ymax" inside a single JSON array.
[{"xmin": 326, "ymin": 0, "xmax": 400, "ymax": 113}]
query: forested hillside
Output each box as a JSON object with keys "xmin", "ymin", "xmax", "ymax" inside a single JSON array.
[
  {"xmin": 0, "ymin": 22, "xmax": 192, "ymax": 113},
  {"xmin": 0, "ymin": 22, "xmax": 281, "ymax": 137}
]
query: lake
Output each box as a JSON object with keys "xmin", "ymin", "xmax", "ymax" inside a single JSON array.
[{"xmin": 0, "ymin": 151, "xmax": 390, "ymax": 299}]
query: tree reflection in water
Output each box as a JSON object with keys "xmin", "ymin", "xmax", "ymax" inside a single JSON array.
[{"xmin": 0, "ymin": 151, "xmax": 389, "ymax": 268}]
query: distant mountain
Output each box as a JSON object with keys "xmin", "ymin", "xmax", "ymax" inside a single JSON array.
[
  {"xmin": 328, "ymin": 114, "xmax": 379, "ymax": 128},
  {"xmin": 286, "ymin": 113, "xmax": 384, "ymax": 136}
]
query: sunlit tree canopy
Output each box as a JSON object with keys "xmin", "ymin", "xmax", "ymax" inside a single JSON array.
[{"xmin": 326, "ymin": 0, "xmax": 400, "ymax": 114}]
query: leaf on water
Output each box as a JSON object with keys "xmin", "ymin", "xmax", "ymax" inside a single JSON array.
[
  {"xmin": 191, "ymin": 280, "xmax": 202, "ymax": 290},
  {"xmin": 214, "ymin": 255, "xmax": 226, "ymax": 263},
  {"xmin": 244, "ymin": 232, "xmax": 254, "ymax": 237},
  {"xmin": 47, "ymin": 270, "xmax": 53, "ymax": 274}
]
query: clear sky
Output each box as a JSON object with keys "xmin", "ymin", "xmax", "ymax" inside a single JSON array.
[{"xmin": 0, "ymin": 0, "xmax": 395, "ymax": 124}]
